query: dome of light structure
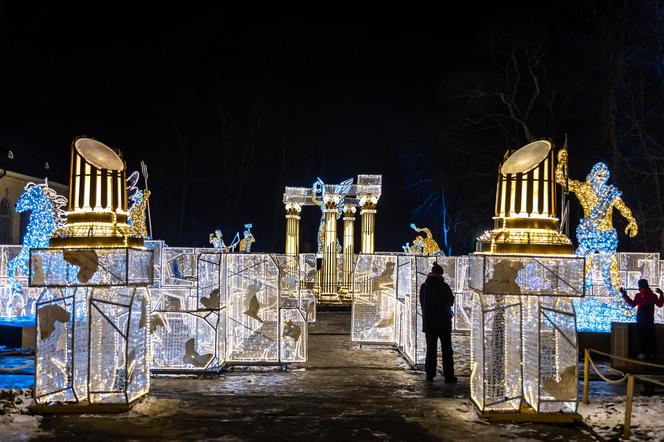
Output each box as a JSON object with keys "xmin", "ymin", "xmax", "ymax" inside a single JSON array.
[
  {"xmin": 50, "ymin": 137, "xmax": 144, "ymax": 248},
  {"xmin": 476, "ymin": 140, "xmax": 573, "ymax": 255}
]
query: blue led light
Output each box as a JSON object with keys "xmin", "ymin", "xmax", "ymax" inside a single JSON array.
[{"xmin": 8, "ymin": 182, "xmax": 67, "ymax": 294}]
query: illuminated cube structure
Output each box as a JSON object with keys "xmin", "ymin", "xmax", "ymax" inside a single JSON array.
[
  {"xmin": 575, "ymin": 252, "xmax": 661, "ymax": 332},
  {"xmin": 468, "ymin": 254, "xmax": 584, "ymax": 413},
  {"xmin": 150, "ymin": 248, "xmax": 225, "ymax": 373},
  {"xmin": 30, "ymin": 247, "xmax": 153, "ymax": 409},
  {"xmin": 351, "ymin": 254, "xmax": 461, "ymax": 367},
  {"xmin": 149, "ymin": 247, "xmax": 308, "ymax": 372}
]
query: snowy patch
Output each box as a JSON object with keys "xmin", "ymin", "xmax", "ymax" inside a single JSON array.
[
  {"xmin": 580, "ymin": 395, "xmax": 664, "ymax": 441},
  {"xmin": 0, "ymin": 388, "xmax": 50, "ymax": 441}
]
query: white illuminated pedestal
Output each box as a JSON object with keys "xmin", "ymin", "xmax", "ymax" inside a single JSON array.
[
  {"xmin": 30, "ymin": 247, "xmax": 153, "ymax": 409},
  {"xmin": 468, "ymin": 254, "xmax": 584, "ymax": 414}
]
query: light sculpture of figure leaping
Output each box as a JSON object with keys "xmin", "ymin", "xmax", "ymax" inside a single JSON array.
[{"xmin": 555, "ymin": 148, "xmax": 638, "ymax": 302}]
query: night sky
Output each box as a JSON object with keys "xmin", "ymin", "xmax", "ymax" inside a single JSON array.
[{"xmin": 0, "ymin": 3, "xmax": 659, "ymax": 253}]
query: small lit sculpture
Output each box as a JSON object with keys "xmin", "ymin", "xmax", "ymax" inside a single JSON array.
[
  {"xmin": 127, "ymin": 171, "xmax": 152, "ymax": 238},
  {"xmin": 312, "ymin": 177, "xmax": 352, "ymax": 253},
  {"xmin": 9, "ymin": 181, "xmax": 67, "ymax": 294},
  {"xmin": 556, "ymin": 148, "xmax": 638, "ymax": 300},
  {"xmin": 403, "ymin": 224, "xmax": 441, "ymax": 256},
  {"xmin": 239, "ymin": 223, "xmax": 255, "ymax": 253},
  {"xmin": 209, "ymin": 229, "xmax": 227, "ymax": 250}
]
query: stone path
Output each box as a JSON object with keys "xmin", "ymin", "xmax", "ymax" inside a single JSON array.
[{"xmin": 35, "ymin": 311, "xmax": 596, "ymax": 441}]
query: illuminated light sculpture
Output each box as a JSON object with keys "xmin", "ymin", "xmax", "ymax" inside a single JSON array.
[
  {"xmin": 50, "ymin": 137, "xmax": 142, "ymax": 248},
  {"xmin": 149, "ymin": 248, "xmax": 309, "ymax": 372},
  {"xmin": 555, "ymin": 148, "xmax": 638, "ymax": 318},
  {"xmin": 477, "ymin": 140, "xmax": 573, "ymax": 255},
  {"xmin": 209, "ymin": 229, "xmax": 226, "ymax": 250},
  {"xmin": 403, "ymin": 224, "xmax": 442, "ymax": 256},
  {"xmin": 30, "ymin": 137, "xmax": 153, "ymax": 411},
  {"xmin": 239, "ymin": 224, "xmax": 255, "ymax": 253},
  {"xmin": 126, "ymin": 171, "xmax": 151, "ymax": 239},
  {"xmin": 8, "ymin": 181, "xmax": 67, "ymax": 304},
  {"xmin": 150, "ymin": 251, "xmax": 225, "ymax": 373},
  {"xmin": 576, "ymin": 252, "xmax": 661, "ymax": 332},
  {"xmin": 351, "ymin": 254, "xmax": 461, "ymax": 367},
  {"xmin": 470, "ymin": 140, "xmax": 583, "ymax": 417},
  {"xmin": 283, "ymin": 175, "xmax": 382, "ymax": 303}
]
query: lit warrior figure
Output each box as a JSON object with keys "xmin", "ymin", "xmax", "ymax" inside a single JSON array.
[{"xmin": 555, "ymin": 149, "xmax": 638, "ymax": 298}]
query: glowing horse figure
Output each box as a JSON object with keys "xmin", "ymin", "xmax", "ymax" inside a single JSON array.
[{"xmin": 8, "ymin": 182, "xmax": 67, "ymax": 298}]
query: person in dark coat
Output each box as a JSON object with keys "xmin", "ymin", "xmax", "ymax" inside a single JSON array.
[
  {"xmin": 620, "ymin": 279, "xmax": 664, "ymax": 360},
  {"xmin": 419, "ymin": 262, "xmax": 457, "ymax": 383}
]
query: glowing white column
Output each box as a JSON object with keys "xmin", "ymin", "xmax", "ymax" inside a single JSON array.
[
  {"xmin": 342, "ymin": 205, "xmax": 356, "ymax": 290},
  {"xmin": 284, "ymin": 203, "xmax": 301, "ymax": 256},
  {"xmin": 360, "ymin": 196, "xmax": 378, "ymax": 254},
  {"xmin": 322, "ymin": 195, "xmax": 339, "ymax": 295}
]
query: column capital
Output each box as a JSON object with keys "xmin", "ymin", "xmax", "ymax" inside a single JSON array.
[
  {"xmin": 342, "ymin": 204, "xmax": 356, "ymax": 220},
  {"xmin": 285, "ymin": 202, "xmax": 302, "ymax": 216},
  {"xmin": 359, "ymin": 195, "xmax": 379, "ymax": 211},
  {"xmin": 324, "ymin": 194, "xmax": 340, "ymax": 210}
]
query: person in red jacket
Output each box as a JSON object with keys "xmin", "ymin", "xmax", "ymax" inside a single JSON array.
[{"xmin": 620, "ymin": 279, "xmax": 664, "ymax": 360}]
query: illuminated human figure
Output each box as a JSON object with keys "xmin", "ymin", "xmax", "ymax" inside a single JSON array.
[
  {"xmin": 239, "ymin": 224, "xmax": 255, "ymax": 253},
  {"xmin": 127, "ymin": 189, "xmax": 151, "ymax": 238},
  {"xmin": 556, "ymin": 148, "xmax": 638, "ymax": 298},
  {"xmin": 209, "ymin": 229, "xmax": 226, "ymax": 250},
  {"xmin": 127, "ymin": 171, "xmax": 151, "ymax": 238}
]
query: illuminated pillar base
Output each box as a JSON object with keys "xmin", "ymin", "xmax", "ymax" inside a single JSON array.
[{"xmin": 30, "ymin": 248, "xmax": 153, "ymax": 411}]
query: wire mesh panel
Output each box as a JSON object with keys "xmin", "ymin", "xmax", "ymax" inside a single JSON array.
[
  {"xmin": 226, "ymin": 254, "xmax": 280, "ymax": 363},
  {"xmin": 88, "ymin": 287, "xmax": 150, "ymax": 404},
  {"xmin": 351, "ymin": 254, "xmax": 397, "ymax": 343},
  {"xmin": 31, "ymin": 248, "xmax": 153, "ymax": 407},
  {"xmin": 0, "ymin": 245, "xmax": 43, "ymax": 317},
  {"xmin": 478, "ymin": 295, "xmax": 522, "ymax": 411},
  {"xmin": 529, "ymin": 297, "xmax": 577, "ymax": 413},
  {"xmin": 280, "ymin": 308, "xmax": 307, "ymax": 362},
  {"xmin": 34, "ymin": 287, "xmax": 88, "ymax": 405},
  {"xmin": 150, "ymin": 287, "xmax": 225, "ymax": 373},
  {"xmin": 161, "ymin": 248, "xmax": 197, "ymax": 287},
  {"xmin": 470, "ymin": 253, "xmax": 583, "ymax": 415},
  {"xmin": 299, "ymin": 253, "xmax": 317, "ymax": 322},
  {"xmin": 470, "ymin": 292, "xmax": 484, "ymax": 410}
]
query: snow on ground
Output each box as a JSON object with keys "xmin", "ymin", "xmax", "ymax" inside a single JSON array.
[
  {"xmin": 580, "ymin": 394, "xmax": 664, "ymax": 441},
  {"xmin": 0, "ymin": 388, "xmax": 51, "ymax": 441}
]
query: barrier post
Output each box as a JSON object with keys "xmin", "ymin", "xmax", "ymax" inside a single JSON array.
[
  {"xmin": 583, "ymin": 349, "xmax": 590, "ymax": 404},
  {"xmin": 624, "ymin": 375, "xmax": 634, "ymax": 439}
]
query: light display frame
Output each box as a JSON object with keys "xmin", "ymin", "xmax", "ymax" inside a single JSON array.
[
  {"xmin": 31, "ymin": 247, "xmax": 153, "ymax": 408},
  {"xmin": 351, "ymin": 253, "xmax": 462, "ymax": 368},
  {"xmin": 468, "ymin": 253, "xmax": 583, "ymax": 414}
]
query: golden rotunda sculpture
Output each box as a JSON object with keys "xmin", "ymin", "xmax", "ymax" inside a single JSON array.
[
  {"xmin": 476, "ymin": 140, "xmax": 573, "ymax": 255},
  {"xmin": 49, "ymin": 136, "xmax": 144, "ymax": 248}
]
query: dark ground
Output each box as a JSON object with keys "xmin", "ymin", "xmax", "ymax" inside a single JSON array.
[{"xmin": 17, "ymin": 311, "xmax": 596, "ymax": 441}]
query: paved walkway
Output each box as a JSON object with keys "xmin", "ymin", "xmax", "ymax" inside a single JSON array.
[{"xmin": 35, "ymin": 311, "xmax": 596, "ymax": 441}]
